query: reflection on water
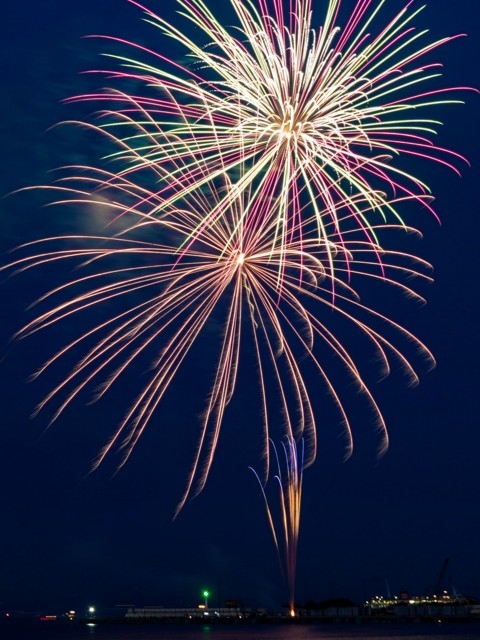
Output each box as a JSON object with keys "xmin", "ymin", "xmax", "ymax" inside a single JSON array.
[{"xmin": 2, "ymin": 623, "xmax": 480, "ymax": 640}]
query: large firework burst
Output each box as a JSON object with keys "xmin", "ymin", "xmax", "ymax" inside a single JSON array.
[
  {"xmin": 4, "ymin": 0, "xmax": 470, "ymax": 511},
  {"xmin": 71, "ymin": 0, "xmax": 467, "ymax": 271},
  {"xmin": 5, "ymin": 161, "xmax": 433, "ymax": 511}
]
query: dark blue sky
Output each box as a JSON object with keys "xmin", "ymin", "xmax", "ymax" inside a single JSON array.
[{"xmin": 0, "ymin": 0, "xmax": 479, "ymax": 617}]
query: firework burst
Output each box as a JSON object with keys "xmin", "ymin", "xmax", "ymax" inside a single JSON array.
[
  {"xmin": 70, "ymin": 0, "xmax": 468, "ymax": 272},
  {"xmin": 5, "ymin": 160, "xmax": 433, "ymax": 511},
  {"xmin": 4, "ymin": 0, "xmax": 471, "ymax": 512}
]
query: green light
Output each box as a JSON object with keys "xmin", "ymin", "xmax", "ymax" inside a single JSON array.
[{"xmin": 203, "ymin": 590, "xmax": 210, "ymax": 597}]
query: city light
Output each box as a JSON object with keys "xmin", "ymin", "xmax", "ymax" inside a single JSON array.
[{"xmin": 202, "ymin": 590, "xmax": 210, "ymax": 608}]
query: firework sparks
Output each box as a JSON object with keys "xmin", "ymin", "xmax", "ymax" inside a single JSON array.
[
  {"xmin": 251, "ymin": 437, "xmax": 304, "ymax": 617},
  {"xmin": 69, "ymin": 0, "xmax": 468, "ymax": 271},
  {"xmin": 4, "ymin": 162, "xmax": 433, "ymax": 511},
  {"xmin": 4, "ymin": 0, "xmax": 471, "ymax": 512}
]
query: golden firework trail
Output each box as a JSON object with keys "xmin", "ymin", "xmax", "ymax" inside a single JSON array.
[{"xmin": 251, "ymin": 437, "xmax": 305, "ymax": 617}]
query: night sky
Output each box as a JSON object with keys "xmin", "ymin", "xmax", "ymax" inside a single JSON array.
[{"xmin": 1, "ymin": 0, "xmax": 479, "ymax": 618}]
